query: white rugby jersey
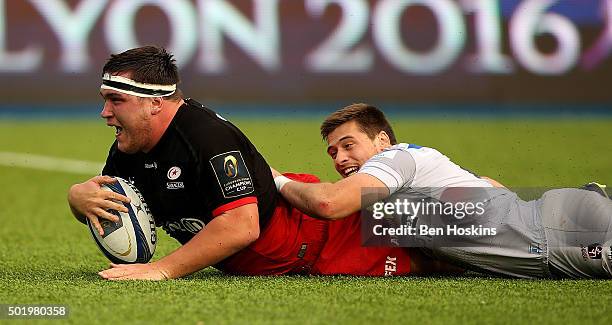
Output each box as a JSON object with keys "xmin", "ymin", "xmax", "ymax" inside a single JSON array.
[{"xmin": 358, "ymin": 143, "xmax": 492, "ymax": 197}]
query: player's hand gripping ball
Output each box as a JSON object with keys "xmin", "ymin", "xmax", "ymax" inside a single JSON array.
[{"xmin": 87, "ymin": 177, "xmax": 156, "ymax": 264}]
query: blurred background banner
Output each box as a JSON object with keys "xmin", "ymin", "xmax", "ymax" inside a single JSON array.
[{"xmin": 0, "ymin": 0, "xmax": 611, "ymax": 104}]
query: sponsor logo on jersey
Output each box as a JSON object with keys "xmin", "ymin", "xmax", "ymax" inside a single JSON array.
[
  {"xmin": 166, "ymin": 182, "xmax": 185, "ymax": 190},
  {"xmin": 528, "ymin": 243, "xmax": 542, "ymax": 254},
  {"xmin": 581, "ymin": 243, "xmax": 603, "ymax": 260},
  {"xmin": 589, "ymin": 243, "xmax": 602, "ymax": 259},
  {"xmin": 209, "ymin": 151, "xmax": 255, "ymax": 198},
  {"xmin": 384, "ymin": 256, "xmax": 397, "ymax": 276},
  {"xmin": 167, "ymin": 166, "xmax": 182, "ymax": 180},
  {"xmin": 163, "ymin": 218, "xmax": 205, "ymax": 235},
  {"xmin": 144, "ymin": 162, "xmax": 157, "ymax": 169},
  {"xmin": 297, "ymin": 243, "xmax": 308, "ymax": 259}
]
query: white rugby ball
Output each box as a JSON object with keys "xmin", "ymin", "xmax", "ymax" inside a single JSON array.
[{"xmin": 87, "ymin": 177, "xmax": 156, "ymax": 264}]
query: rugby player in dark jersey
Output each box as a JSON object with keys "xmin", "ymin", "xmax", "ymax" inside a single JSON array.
[{"xmin": 67, "ymin": 46, "xmax": 455, "ymax": 280}]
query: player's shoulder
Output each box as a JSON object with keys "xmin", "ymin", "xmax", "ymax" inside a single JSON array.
[
  {"xmin": 373, "ymin": 143, "xmax": 435, "ymax": 159},
  {"xmin": 175, "ymin": 98, "xmax": 226, "ymax": 130},
  {"xmin": 173, "ymin": 99, "xmax": 237, "ymax": 143},
  {"xmin": 368, "ymin": 144, "xmax": 451, "ymax": 171},
  {"xmin": 172, "ymin": 99, "xmax": 252, "ymax": 157}
]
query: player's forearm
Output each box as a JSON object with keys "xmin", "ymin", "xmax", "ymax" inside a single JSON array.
[
  {"xmin": 280, "ymin": 181, "xmax": 347, "ymax": 220},
  {"xmin": 67, "ymin": 184, "xmax": 88, "ymax": 224},
  {"xmin": 153, "ymin": 215, "xmax": 259, "ymax": 279}
]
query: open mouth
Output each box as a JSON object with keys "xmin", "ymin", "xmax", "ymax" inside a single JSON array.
[{"xmin": 343, "ymin": 166, "xmax": 359, "ymax": 177}]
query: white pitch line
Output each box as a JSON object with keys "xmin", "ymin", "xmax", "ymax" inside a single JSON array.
[{"xmin": 0, "ymin": 151, "xmax": 103, "ymax": 175}]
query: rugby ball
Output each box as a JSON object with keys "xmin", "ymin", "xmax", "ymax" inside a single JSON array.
[{"xmin": 87, "ymin": 177, "xmax": 156, "ymax": 264}]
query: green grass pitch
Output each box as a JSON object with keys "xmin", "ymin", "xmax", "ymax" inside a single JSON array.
[{"xmin": 0, "ymin": 116, "xmax": 610, "ymax": 324}]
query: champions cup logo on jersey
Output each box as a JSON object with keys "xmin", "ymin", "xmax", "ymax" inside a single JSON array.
[
  {"xmin": 224, "ymin": 155, "xmax": 238, "ymax": 178},
  {"xmin": 210, "ymin": 151, "xmax": 254, "ymax": 198}
]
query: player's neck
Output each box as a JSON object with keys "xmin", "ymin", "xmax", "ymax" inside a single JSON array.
[{"xmin": 143, "ymin": 99, "xmax": 184, "ymax": 153}]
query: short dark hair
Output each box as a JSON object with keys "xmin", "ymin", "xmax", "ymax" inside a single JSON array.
[
  {"xmin": 321, "ymin": 103, "xmax": 397, "ymax": 144},
  {"xmin": 102, "ymin": 45, "xmax": 182, "ymax": 100}
]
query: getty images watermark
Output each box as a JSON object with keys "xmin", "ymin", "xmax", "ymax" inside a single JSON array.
[
  {"xmin": 371, "ymin": 197, "xmax": 495, "ymax": 236},
  {"xmin": 360, "ymin": 187, "xmax": 502, "ymax": 247}
]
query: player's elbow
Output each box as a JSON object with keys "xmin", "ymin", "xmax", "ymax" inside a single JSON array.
[
  {"xmin": 244, "ymin": 222, "xmax": 260, "ymax": 244},
  {"xmin": 235, "ymin": 216, "xmax": 260, "ymax": 246},
  {"xmin": 314, "ymin": 198, "xmax": 345, "ymax": 220},
  {"xmin": 222, "ymin": 203, "xmax": 260, "ymax": 247}
]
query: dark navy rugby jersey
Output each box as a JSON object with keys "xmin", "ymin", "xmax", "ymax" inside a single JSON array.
[{"xmin": 102, "ymin": 99, "xmax": 277, "ymax": 244}]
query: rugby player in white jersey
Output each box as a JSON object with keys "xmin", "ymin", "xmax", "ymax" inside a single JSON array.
[{"xmin": 272, "ymin": 103, "xmax": 612, "ymax": 279}]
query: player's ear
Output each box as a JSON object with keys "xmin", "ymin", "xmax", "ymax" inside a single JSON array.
[
  {"xmin": 150, "ymin": 97, "xmax": 163, "ymax": 115},
  {"xmin": 375, "ymin": 131, "xmax": 391, "ymax": 149}
]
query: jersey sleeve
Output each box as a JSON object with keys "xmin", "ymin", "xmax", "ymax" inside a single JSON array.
[
  {"xmin": 196, "ymin": 120, "xmax": 260, "ymax": 217},
  {"xmin": 358, "ymin": 149, "xmax": 416, "ymax": 194}
]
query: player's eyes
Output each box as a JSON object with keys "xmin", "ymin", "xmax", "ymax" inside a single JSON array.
[
  {"xmin": 344, "ymin": 143, "xmax": 353, "ymax": 150},
  {"xmin": 104, "ymin": 98, "xmax": 121, "ymax": 105}
]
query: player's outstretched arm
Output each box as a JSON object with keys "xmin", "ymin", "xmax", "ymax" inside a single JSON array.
[
  {"xmin": 98, "ymin": 203, "xmax": 260, "ymax": 280},
  {"xmin": 274, "ymin": 170, "xmax": 389, "ymax": 220},
  {"xmin": 67, "ymin": 175, "xmax": 130, "ymax": 235}
]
